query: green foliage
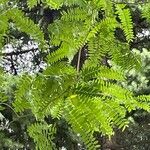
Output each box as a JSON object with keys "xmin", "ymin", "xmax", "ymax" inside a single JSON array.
[
  {"xmin": 0, "ymin": 0, "xmax": 9, "ymax": 4},
  {"xmin": 13, "ymin": 75, "xmax": 32, "ymax": 112},
  {"xmin": 12, "ymin": 63, "xmax": 149, "ymax": 149},
  {"xmin": 0, "ymin": 132, "xmax": 23, "ymax": 149},
  {"xmin": 27, "ymin": 0, "xmax": 86, "ymax": 9},
  {"xmin": 119, "ymin": 48, "xmax": 150, "ymax": 150},
  {"xmin": 0, "ymin": 5, "xmax": 46, "ymax": 50},
  {"xmin": 28, "ymin": 122, "xmax": 56, "ymax": 150},
  {"xmin": 115, "ymin": 4, "xmax": 134, "ymax": 42},
  {"xmin": 141, "ymin": 2, "xmax": 150, "ymax": 23},
  {"xmin": 124, "ymin": 48, "xmax": 150, "ymax": 95},
  {"xmin": 0, "ymin": 0, "xmax": 150, "ymax": 150},
  {"xmin": 27, "ymin": 0, "xmax": 39, "ymax": 9}
]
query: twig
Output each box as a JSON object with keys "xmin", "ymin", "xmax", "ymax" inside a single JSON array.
[
  {"xmin": 10, "ymin": 55, "xmax": 17, "ymax": 75},
  {"xmin": 77, "ymin": 49, "xmax": 82, "ymax": 73},
  {"xmin": 8, "ymin": 114, "xmax": 33, "ymax": 127},
  {"xmin": 0, "ymin": 102, "xmax": 19, "ymax": 117},
  {"xmin": 111, "ymin": 0, "xmax": 149, "ymax": 4},
  {"xmin": 1, "ymin": 48, "xmax": 38, "ymax": 56}
]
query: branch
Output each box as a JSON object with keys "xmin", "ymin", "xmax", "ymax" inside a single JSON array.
[
  {"xmin": 10, "ymin": 55, "xmax": 17, "ymax": 75},
  {"xmin": 0, "ymin": 103, "xmax": 19, "ymax": 117},
  {"xmin": 1, "ymin": 48, "xmax": 39, "ymax": 56},
  {"xmin": 111, "ymin": 0, "xmax": 149, "ymax": 6},
  {"xmin": 77, "ymin": 49, "xmax": 82, "ymax": 73}
]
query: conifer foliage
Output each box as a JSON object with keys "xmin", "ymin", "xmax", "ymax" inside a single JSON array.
[{"xmin": 0, "ymin": 0, "xmax": 150, "ymax": 149}]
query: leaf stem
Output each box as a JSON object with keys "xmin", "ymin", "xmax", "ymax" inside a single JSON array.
[
  {"xmin": 77, "ymin": 49, "xmax": 82, "ymax": 73},
  {"xmin": 0, "ymin": 103, "xmax": 19, "ymax": 117}
]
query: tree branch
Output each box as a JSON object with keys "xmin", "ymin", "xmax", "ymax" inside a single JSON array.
[
  {"xmin": 77, "ymin": 49, "xmax": 82, "ymax": 73},
  {"xmin": 111, "ymin": 0, "xmax": 149, "ymax": 4},
  {"xmin": 1, "ymin": 48, "xmax": 39, "ymax": 56}
]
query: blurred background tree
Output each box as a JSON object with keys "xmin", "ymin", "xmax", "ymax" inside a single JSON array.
[{"xmin": 111, "ymin": 49, "xmax": 150, "ymax": 150}]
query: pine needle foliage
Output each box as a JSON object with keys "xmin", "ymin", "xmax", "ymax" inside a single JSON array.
[{"xmin": 0, "ymin": 0, "xmax": 150, "ymax": 149}]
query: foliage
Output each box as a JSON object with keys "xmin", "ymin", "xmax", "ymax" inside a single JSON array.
[
  {"xmin": 124, "ymin": 48, "xmax": 150, "ymax": 96},
  {"xmin": 115, "ymin": 48, "xmax": 150, "ymax": 150},
  {"xmin": 115, "ymin": 4, "xmax": 134, "ymax": 42},
  {"xmin": 28, "ymin": 122, "xmax": 56, "ymax": 150},
  {"xmin": 0, "ymin": 0, "xmax": 150, "ymax": 150},
  {"xmin": 141, "ymin": 2, "xmax": 150, "ymax": 22}
]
